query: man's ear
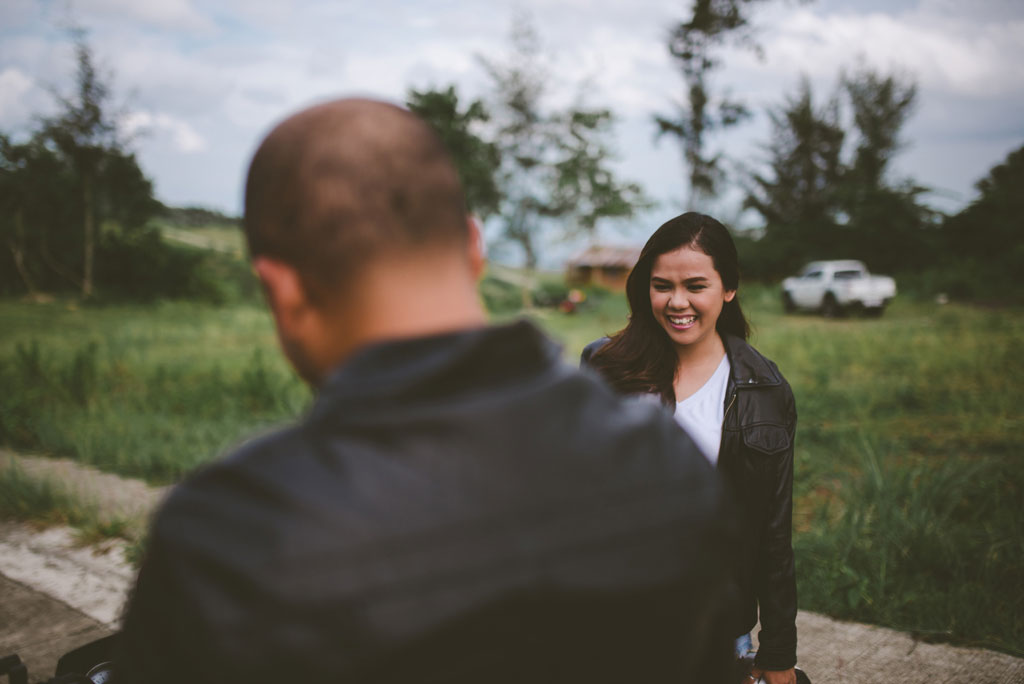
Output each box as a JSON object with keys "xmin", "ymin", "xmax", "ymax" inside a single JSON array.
[
  {"xmin": 466, "ymin": 215, "xmax": 486, "ymax": 281},
  {"xmin": 252, "ymin": 257, "xmax": 312, "ymax": 336}
]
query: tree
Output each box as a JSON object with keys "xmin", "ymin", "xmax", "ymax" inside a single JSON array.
[
  {"xmin": 744, "ymin": 78, "xmax": 845, "ymax": 262},
  {"xmin": 838, "ymin": 67, "xmax": 931, "ymax": 271},
  {"xmin": 743, "ymin": 67, "xmax": 934, "ymax": 275},
  {"xmin": 842, "ymin": 66, "xmax": 917, "ymax": 191},
  {"xmin": 0, "ymin": 33, "xmax": 160, "ymax": 298},
  {"xmin": 480, "ymin": 13, "xmax": 648, "ymax": 270},
  {"xmin": 42, "ymin": 35, "xmax": 123, "ymax": 298},
  {"xmin": 655, "ymin": 0, "xmax": 765, "ymax": 208},
  {"xmin": 406, "ymin": 85, "xmax": 502, "ymax": 219},
  {"xmin": 0, "ymin": 133, "xmax": 79, "ymax": 295},
  {"xmin": 942, "ymin": 145, "xmax": 1024, "ymax": 280},
  {"xmin": 478, "ymin": 14, "xmax": 550, "ymax": 271},
  {"xmin": 546, "ymin": 107, "xmax": 650, "ymax": 240}
]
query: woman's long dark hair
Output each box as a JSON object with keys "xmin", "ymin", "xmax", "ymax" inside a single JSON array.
[{"xmin": 589, "ymin": 212, "xmax": 750, "ymax": 405}]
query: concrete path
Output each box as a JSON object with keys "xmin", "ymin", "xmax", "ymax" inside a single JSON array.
[{"xmin": 2, "ymin": 451, "xmax": 1022, "ymax": 683}]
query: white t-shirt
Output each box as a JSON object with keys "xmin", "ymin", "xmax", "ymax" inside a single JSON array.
[{"xmin": 673, "ymin": 354, "xmax": 731, "ymax": 466}]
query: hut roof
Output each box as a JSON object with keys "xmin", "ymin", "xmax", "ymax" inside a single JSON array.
[{"xmin": 566, "ymin": 244, "xmax": 642, "ymax": 269}]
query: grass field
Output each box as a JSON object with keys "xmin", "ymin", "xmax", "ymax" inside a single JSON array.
[{"xmin": 1, "ymin": 285, "xmax": 1021, "ymax": 655}]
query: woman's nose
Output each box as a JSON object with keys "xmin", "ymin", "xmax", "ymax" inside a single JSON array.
[{"xmin": 669, "ymin": 290, "xmax": 689, "ymax": 309}]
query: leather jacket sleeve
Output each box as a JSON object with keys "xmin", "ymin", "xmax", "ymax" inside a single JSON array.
[{"xmin": 753, "ymin": 382, "xmax": 798, "ymax": 671}]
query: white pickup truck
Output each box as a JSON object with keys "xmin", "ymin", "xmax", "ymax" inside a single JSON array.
[{"xmin": 781, "ymin": 260, "xmax": 896, "ymax": 317}]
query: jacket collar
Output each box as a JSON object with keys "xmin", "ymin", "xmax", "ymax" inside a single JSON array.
[
  {"xmin": 309, "ymin": 319, "xmax": 563, "ymax": 426},
  {"xmin": 722, "ymin": 334, "xmax": 783, "ymax": 388}
]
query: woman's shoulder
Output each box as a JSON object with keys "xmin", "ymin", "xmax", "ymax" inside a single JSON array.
[
  {"xmin": 722, "ymin": 335, "xmax": 797, "ymax": 432},
  {"xmin": 721, "ymin": 334, "xmax": 791, "ymax": 389}
]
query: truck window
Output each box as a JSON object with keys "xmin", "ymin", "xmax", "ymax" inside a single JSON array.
[
  {"xmin": 834, "ymin": 270, "xmax": 863, "ymax": 280},
  {"xmin": 803, "ymin": 271, "xmax": 823, "ymax": 280}
]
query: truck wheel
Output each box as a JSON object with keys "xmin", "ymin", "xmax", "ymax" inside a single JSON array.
[
  {"xmin": 821, "ymin": 293, "xmax": 844, "ymax": 318},
  {"xmin": 782, "ymin": 292, "xmax": 796, "ymax": 313}
]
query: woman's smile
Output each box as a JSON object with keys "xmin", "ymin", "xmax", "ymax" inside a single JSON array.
[{"xmin": 666, "ymin": 314, "xmax": 697, "ymax": 329}]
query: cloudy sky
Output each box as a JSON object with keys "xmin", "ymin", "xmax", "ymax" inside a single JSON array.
[{"xmin": 2, "ymin": 0, "xmax": 1022, "ymax": 254}]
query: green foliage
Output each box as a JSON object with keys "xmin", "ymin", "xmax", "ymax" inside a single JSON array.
[
  {"xmin": 936, "ymin": 144, "xmax": 1024, "ymax": 301},
  {"xmin": 796, "ymin": 446, "xmax": 1023, "ymax": 655},
  {"xmin": 535, "ymin": 287, "xmax": 1023, "ymax": 654},
  {"xmin": 752, "ymin": 297, "xmax": 1023, "ymax": 655},
  {"xmin": 480, "ymin": 13, "xmax": 649, "ymax": 268},
  {"xmin": 546, "ymin": 109, "xmax": 651, "ymax": 234},
  {"xmin": 656, "ymin": 0, "xmax": 763, "ymax": 205},
  {"xmin": 159, "ymin": 205, "xmax": 241, "ymax": 228},
  {"xmin": 842, "ymin": 67, "xmax": 917, "ymax": 189},
  {"xmin": 531, "ymin": 278, "xmax": 570, "ymax": 308},
  {"xmin": 0, "ymin": 33, "xmax": 161, "ymax": 299},
  {"xmin": 0, "ymin": 302, "xmax": 309, "ymax": 484},
  {"xmin": 746, "ymin": 78, "xmax": 845, "ymax": 235},
  {"xmin": 0, "ymin": 133, "xmax": 81, "ymax": 295},
  {"xmin": 0, "ymin": 293, "xmax": 1021, "ymax": 653},
  {"xmin": 96, "ymin": 226, "xmax": 259, "ymax": 303},
  {"xmin": 478, "ymin": 272, "xmax": 523, "ymax": 314},
  {"xmin": 743, "ymin": 66, "xmax": 939, "ymax": 280},
  {"xmin": 406, "ymin": 85, "xmax": 502, "ymax": 219}
]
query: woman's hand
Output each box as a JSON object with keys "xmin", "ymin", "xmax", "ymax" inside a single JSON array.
[{"xmin": 749, "ymin": 666, "xmax": 796, "ymax": 684}]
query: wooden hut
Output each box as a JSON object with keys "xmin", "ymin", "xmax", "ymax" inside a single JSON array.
[{"xmin": 565, "ymin": 245, "xmax": 642, "ymax": 291}]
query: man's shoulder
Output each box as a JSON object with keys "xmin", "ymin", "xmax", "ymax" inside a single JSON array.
[
  {"xmin": 579, "ymin": 336, "xmax": 611, "ymax": 366},
  {"xmin": 556, "ymin": 362, "xmax": 716, "ymax": 483},
  {"xmin": 151, "ymin": 424, "xmax": 308, "ymax": 539}
]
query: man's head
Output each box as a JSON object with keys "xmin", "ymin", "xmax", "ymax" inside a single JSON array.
[{"xmin": 244, "ymin": 98, "xmax": 486, "ymax": 385}]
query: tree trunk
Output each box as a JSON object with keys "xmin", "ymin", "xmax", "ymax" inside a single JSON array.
[
  {"xmin": 40, "ymin": 239, "xmax": 84, "ymax": 290},
  {"xmin": 519, "ymin": 237, "xmax": 536, "ymax": 310},
  {"xmin": 9, "ymin": 209, "xmax": 38, "ymax": 296},
  {"xmin": 82, "ymin": 173, "xmax": 95, "ymax": 298}
]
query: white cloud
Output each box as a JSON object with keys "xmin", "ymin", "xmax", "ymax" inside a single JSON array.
[
  {"xmin": 0, "ymin": 67, "xmax": 35, "ymax": 125},
  {"xmin": 73, "ymin": 0, "xmax": 214, "ymax": 33},
  {"xmin": 739, "ymin": 4, "xmax": 1024, "ymax": 100},
  {"xmin": 0, "ymin": 65, "xmax": 58, "ymax": 133},
  {"xmin": 121, "ymin": 110, "xmax": 207, "ymax": 153}
]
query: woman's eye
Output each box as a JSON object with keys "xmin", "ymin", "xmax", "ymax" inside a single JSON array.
[{"xmin": 652, "ymin": 283, "xmax": 670, "ymax": 291}]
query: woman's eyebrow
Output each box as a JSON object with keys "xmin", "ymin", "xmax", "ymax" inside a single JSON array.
[{"xmin": 651, "ymin": 275, "xmax": 709, "ymax": 282}]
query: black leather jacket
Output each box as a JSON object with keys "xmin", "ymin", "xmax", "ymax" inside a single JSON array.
[{"xmin": 581, "ymin": 334, "xmax": 798, "ymax": 670}]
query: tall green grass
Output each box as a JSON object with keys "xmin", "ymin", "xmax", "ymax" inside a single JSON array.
[
  {"xmin": 536, "ymin": 285, "xmax": 1024, "ymax": 654},
  {"xmin": 796, "ymin": 442, "xmax": 1023, "ymax": 655},
  {"xmin": 0, "ymin": 288, "xmax": 1021, "ymax": 653},
  {"xmin": 0, "ymin": 301, "xmax": 308, "ymax": 484},
  {"xmin": 747, "ymin": 291, "xmax": 1022, "ymax": 655}
]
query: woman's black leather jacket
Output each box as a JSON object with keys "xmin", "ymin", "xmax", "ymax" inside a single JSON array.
[{"xmin": 581, "ymin": 334, "xmax": 798, "ymax": 670}]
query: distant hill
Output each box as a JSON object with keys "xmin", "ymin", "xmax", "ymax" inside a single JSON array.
[{"xmin": 159, "ymin": 205, "xmax": 240, "ymax": 228}]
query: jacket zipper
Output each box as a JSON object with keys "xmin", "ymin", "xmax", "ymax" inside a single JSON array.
[{"xmin": 724, "ymin": 391, "xmax": 738, "ymax": 421}]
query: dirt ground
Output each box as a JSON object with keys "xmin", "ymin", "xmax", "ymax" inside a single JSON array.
[{"xmin": 2, "ymin": 451, "xmax": 1022, "ymax": 683}]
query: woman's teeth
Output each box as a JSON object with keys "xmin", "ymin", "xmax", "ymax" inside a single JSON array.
[{"xmin": 668, "ymin": 315, "xmax": 696, "ymax": 326}]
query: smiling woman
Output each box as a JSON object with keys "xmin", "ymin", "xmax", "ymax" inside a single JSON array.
[{"xmin": 582, "ymin": 212, "xmax": 801, "ymax": 683}]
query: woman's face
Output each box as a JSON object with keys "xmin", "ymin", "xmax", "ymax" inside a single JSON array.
[{"xmin": 649, "ymin": 245, "xmax": 735, "ymax": 351}]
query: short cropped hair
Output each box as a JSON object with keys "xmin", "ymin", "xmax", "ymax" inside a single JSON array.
[{"xmin": 244, "ymin": 98, "xmax": 469, "ymax": 300}]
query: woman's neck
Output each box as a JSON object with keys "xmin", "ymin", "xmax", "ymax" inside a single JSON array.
[
  {"xmin": 674, "ymin": 331, "xmax": 726, "ymax": 369},
  {"xmin": 672, "ymin": 332, "xmax": 727, "ymax": 402}
]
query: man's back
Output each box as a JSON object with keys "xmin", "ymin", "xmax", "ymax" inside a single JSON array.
[{"xmin": 116, "ymin": 321, "xmax": 737, "ymax": 683}]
